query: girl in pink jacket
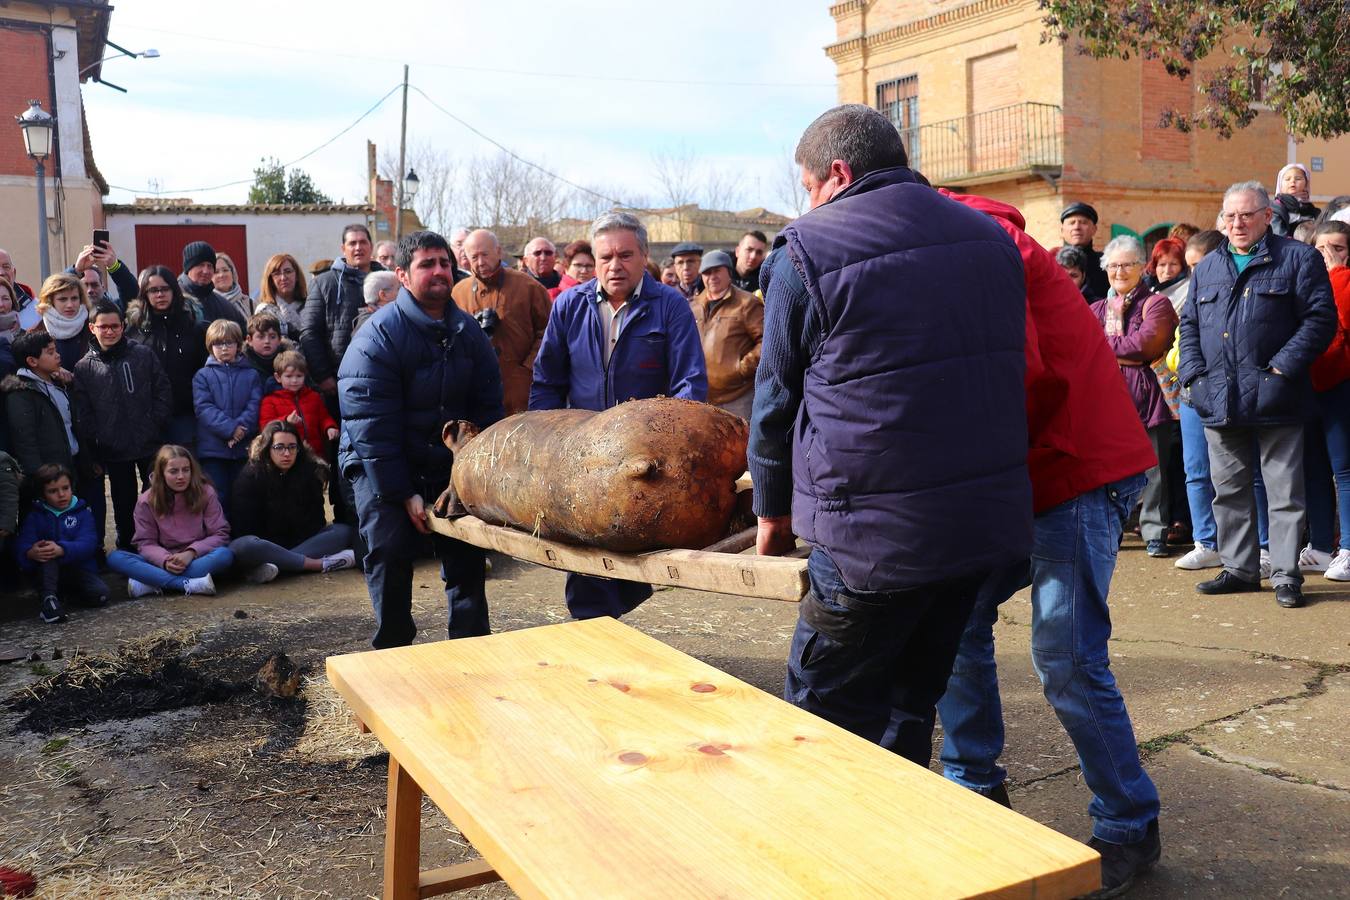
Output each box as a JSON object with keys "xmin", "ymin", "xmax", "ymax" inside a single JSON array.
[{"xmin": 106, "ymin": 445, "xmax": 234, "ymax": 597}]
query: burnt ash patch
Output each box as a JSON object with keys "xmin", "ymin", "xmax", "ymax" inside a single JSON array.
[{"xmin": 5, "ymin": 616, "xmax": 368, "ymax": 737}]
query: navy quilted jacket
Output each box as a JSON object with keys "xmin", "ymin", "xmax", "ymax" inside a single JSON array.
[
  {"xmin": 337, "ymin": 289, "xmax": 504, "ymax": 503},
  {"xmin": 1178, "ymin": 234, "xmax": 1334, "ymax": 427}
]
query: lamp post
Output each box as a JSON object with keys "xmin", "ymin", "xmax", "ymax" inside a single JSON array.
[
  {"xmin": 79, "ymin": 41, "xmax": 159, "ymax": 93},
  {"xmin": 16, "ymin": 99, "xmax": 55, "ymax": 280},
  {"xmin": 403, "ymin": 168, "xmax": 421, "ymax": 213}
]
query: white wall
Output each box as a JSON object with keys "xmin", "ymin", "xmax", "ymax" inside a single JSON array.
[{"xmin": 105, "ymin": 209, "xmax": 374, "ymax": 294}]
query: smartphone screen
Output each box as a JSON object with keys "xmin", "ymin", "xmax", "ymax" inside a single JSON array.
[{"xmin": 93, "ymin": 228, "xmax": 109, "ymax": 247}]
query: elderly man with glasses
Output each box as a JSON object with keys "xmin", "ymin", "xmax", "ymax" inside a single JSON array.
[
  {"xmin": 521, "ymin": 236, "xmax": 561, "ymax": 291},
  {"xmin": 1178, "ymin": 181, "xmax": 1335, "ymax": 608}
]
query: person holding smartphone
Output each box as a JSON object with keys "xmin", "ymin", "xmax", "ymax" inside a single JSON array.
[{"xmin": 67, "ymin": 229, "xmax": 139, "ymax": 308}]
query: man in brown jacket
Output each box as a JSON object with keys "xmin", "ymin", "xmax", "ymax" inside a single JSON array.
[
  {"xmin": 454, "ymin": 230, "xmax": 552, "ymax": 415},
  {"xmin": 690, "ymin": 250, "xmax": 764, "ymax": 419}
]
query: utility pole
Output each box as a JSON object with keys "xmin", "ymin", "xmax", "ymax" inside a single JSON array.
[{"xmin": 395, "ymin": 64, "xmax": 409, "ymax": 244}]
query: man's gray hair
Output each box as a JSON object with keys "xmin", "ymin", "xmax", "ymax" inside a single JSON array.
[
  {"xmin": 525, "ymin": 236, "xmax": 555, "ymax": 251},
  {"xmin": 591, "ymin": 211, "xmax": 648, "ymax": 255},
  {"xmin": 1223, "ymin": 180, "xmax": 1271, "ymax": 209},
  {"xmin": 794, "ymin": 103, "xmax": 908, "ymax": 181},
  {"xmin": 1102, "ymin": 234, "xmax": 1145, "ymax": 263},
  {"xmin": 363, "ymin": 270, "xmax": 399, "ymax": 306}
]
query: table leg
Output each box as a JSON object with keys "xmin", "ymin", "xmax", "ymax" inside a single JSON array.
[{"xmin": 384, "ymin": 755, "xmax": 421, "ymax": 900}]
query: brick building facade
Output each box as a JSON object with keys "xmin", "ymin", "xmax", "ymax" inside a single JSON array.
[
  {"xmin": 0, "ymin": 1, "xmax": 112, "ymax": 282},
  {"xmin": 826, "ymin": 0, "xmax": 1350, "ymax": 249}
]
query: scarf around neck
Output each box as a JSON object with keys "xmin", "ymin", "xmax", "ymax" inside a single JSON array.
[
  {"xmin": 43, "ymin": 304, "xmax": 88, "ymax": 340},
  {"xmin": 1105, "ymin": 283, "xmax": 1146, "ymax": 337}
]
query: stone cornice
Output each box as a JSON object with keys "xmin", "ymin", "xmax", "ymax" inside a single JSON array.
[
  {"xmin": 826, "ymin": 0, "xmax": 1027, "ymax": 62},
  {"xmin": 829, "ymin": 0, "xmax": 865, "ymax": 16}
]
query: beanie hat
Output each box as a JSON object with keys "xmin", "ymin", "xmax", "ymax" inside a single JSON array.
[{"xmin": 182, "ymin": 241, "xmax": 217, "ymax": 273}]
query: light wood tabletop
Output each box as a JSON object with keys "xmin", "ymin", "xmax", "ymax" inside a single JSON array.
[{"xmin": 327, "ymin": 618, "xmax": 1100, "ymax": 899}]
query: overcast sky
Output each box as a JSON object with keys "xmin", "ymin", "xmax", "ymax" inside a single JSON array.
[{"xmin": 85, "ymin": 0, "xmax": 839, "ymax": 217}]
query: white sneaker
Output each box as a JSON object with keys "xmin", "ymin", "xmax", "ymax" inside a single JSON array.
[
  {"xmin": 246, "ymin": 563, "xmax": 280, "ymax": 584},
  {"xmin": 321, "ymin": 549, "xmax": 356, "ymax": 573},
  {"xmin": 1174, "ymin": 542, "xmax": 1222, "ymax": 570},
  {"xmin": 1298, "ymin": 544, "xmax": 1333, "ymax": 574},
  {"xmin": 183, "ymin": 574, "xmax": 216, "ymax": 596},
  {"xmin": 126, "ymin": 579, "xmax": 161, "ymax": 599},
  {"xmin": 1259, "ymin": 549, "xmax": 1272, "ymax": 581},
  {"xmin": 1325, "ymin": 549, "xmax": 1350, "ymax": 582}
]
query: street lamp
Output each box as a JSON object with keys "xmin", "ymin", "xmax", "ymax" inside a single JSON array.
[
  {"xmin": 395, "ymin": 169, "xmax": 420, "ymax": 244},
  {"xmin": 16, "ymin": 99, "xmax": 54, "ymax": 280},
  {"xmin": 79, "ymin": 40, "xmax": 159, "ymax": 93}
]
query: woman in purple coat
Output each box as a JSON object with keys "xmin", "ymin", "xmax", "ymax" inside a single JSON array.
[{"xmin": 1092, "ymin": 235, "xmax": 1180, "ymax": 558}]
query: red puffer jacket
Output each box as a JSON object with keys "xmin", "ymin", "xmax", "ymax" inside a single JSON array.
[
  {"xmin": 1310, "ymin": 267, "xmax": 1350, "ymax": 392},
  {"xmin": 259, "ymin": 385, "xmax": 336, "ymax": 456},
  {"xmin": 942, "ymin": 190, "xmax": 1158, "ymax": 513}
]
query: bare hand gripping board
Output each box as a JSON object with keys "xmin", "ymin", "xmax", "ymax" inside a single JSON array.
[{"xmin": 436, "ymin": 398, "xmax": 750, "ymax": 552}]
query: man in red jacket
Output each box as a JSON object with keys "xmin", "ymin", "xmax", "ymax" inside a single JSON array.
[{"xmin": 935, "ymin": 191, "xmax": 1164, "ymax": 898}]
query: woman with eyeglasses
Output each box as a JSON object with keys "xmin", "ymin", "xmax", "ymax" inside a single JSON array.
[
  {"xmin": 256, "ymin": 253, "xmax": 308, "ymax": 338},
  {"xmin": 127, "ymin": 265, "xmax": 208, "ymax": 450},
  {"xmin": 550, "ymin": 241, "xmax": 596, "ymax": 301},
  {"xmin": 1091, "ymin": 235, "xmax": 1180, "ymax": 559},
  {"xmin": 227, "ymin": 419, "xmax": 355, "ymax": 584}
]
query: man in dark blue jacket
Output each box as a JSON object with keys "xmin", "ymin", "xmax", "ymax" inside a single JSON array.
[
  {"xmin": 1178, "ymin": 180, "xmax": 1335, "ymax": 608},
  {"xmin": 339, "ymin": 231, "xmax": 504, "ymax": 648},
  {"xmin": 751, "ymin": 104, "xmax": 1032, "ymax": 768},
  {"xmin": 531, "ymin": 211, "xmax": 707, "ymax": 618}
]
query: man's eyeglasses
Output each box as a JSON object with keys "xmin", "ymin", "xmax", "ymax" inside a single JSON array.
[
  {"xmin": 271, "ymin": 443, "xmax": 299, "ymax": 453},
  {"xmin": 1221, "ymin": 209, "xmax": 1266, "ymax": 224}
]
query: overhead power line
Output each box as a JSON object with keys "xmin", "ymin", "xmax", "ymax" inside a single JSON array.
[
  {"xmin": 114, "ymin": 22, "xmax": 835, "ymax": 89},
  {"xmin": 107, "ymin": 83, "xmax": 402, "ymax": 196}
]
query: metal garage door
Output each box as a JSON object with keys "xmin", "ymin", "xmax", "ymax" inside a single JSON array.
[{"xmin": 133, "ymin": 224, "xmax": 249, "ymax": 292}]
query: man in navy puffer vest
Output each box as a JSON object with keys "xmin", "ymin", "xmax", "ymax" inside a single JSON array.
[{"xmin": 750, "ymin": 104, "xmax": 1032, "ymax": 767}]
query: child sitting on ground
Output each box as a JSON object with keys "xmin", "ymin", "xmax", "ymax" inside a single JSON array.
[
  {"xmin": 14, "ymin": 463, "xmax": 108, "ymax": 623},
  {"xmin": 229, "ymin": 420, "xmax": 355, "ymax": 583},
  {"xmin": 242, "ymin": 311, "xmax": 292, "ymax": 395},
  {"xmin": 106, "ymin": 444, "xmax": 234, "ymax": 597},
  {"xmin": 258, "ymin": 350, "xmax": 337, "ymax": 458},
  {"xmin": 192, "ymin": 319, "xmax": 262, "ymax": 518}
]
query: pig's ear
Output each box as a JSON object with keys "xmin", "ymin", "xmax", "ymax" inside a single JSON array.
[{"xmin": 442, "ymin": 420, "xmax": 463, "ymax": 448}]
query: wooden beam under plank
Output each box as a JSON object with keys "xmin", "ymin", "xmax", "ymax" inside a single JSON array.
[{"xmin": 427, "ymin": 514, "xmax": 808, "ymax": 603}]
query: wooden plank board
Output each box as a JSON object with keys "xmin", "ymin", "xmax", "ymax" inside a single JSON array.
[
  {"xmin": 328, "ymin": 618, "xmax": 1100, "ymax": 900},
  {"xmin": 428, "ymin": 514, "xmax": 808, "ymax": 603}
]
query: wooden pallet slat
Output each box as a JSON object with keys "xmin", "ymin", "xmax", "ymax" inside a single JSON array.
[{"xmin": 427, "ymin": 514, "xmax": 808, "ymax": 603}]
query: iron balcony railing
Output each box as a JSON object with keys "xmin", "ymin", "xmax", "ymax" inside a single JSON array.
[{"xmin": 899, "ymin": 101, "xmax": 1064, "ymax": 184}]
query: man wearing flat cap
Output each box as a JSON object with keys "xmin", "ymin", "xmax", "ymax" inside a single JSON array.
[
  {"xmin": 1061, "ymin": 202, "xmax": 1108, "ymax": 300},
  {"xmin": 690, "ymin": 249, "xmax": 764, "ymax": 419},
  {"xmin": 670, "ymin": 241, "xmax": 704, "ymax": 298}
]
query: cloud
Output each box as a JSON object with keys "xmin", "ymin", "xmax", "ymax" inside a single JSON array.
[{"xmin": 90, "ymin": 0, "xmax": 838, "ymax": 212}]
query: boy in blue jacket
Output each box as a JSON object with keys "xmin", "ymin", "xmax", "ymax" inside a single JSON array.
[
  {"xmin": 192, "ymin": 319, "xmax": 263, "ymax": 519},
  {"xmin": 15, "ymin": 463, "xmax": 107, "ymax": 623}
]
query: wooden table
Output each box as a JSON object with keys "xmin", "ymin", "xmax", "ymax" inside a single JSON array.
[{"xmin": 327, "ymin": 618, "xmax": 1100, "ymax": 899}]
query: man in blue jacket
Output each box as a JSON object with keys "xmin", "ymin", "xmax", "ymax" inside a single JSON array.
[
  {"xmin": 1178, "ymin": 180, "xmax": 1335, "ymax": 609},
  {"xmin": 530, "ymin": 211, "xmax": 707, "ymax": 619},
  {"xmin": 339, "ymin": 231, "xmax": 505, "ymax": 648},
  {"xmin": 752, "ymin": 104, "xmax": 1032, "ymax": 769}
]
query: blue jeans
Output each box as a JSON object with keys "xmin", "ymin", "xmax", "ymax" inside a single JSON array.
[
  {"xmin": 352, "ymin": 472, "xmax": 488, "ymax": 649},
  {"xmin": 937, "ymin": 474, "xmax": 1160, "ymax": 844},
  {"xmin": 1303, "ymin": 380, "xmax": 1350, "ymax": 552},
  {"xmin": 785, "ymin": 547, "xmax": 986, "ymax": 767},
  {"xmin": 106, "ymin": 547, "xmax": 235, "ymax": 592},
  {"xmin": 200, "ymin": 457, "xmax": 245, "ymax": 521},
  {"xmin": 1180, "ymin": 402, "xmax": 1269, "ymax": 549},
  {"xmin": 564, "ymin": 574, "xmax": 652, "ymax": 620}
]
